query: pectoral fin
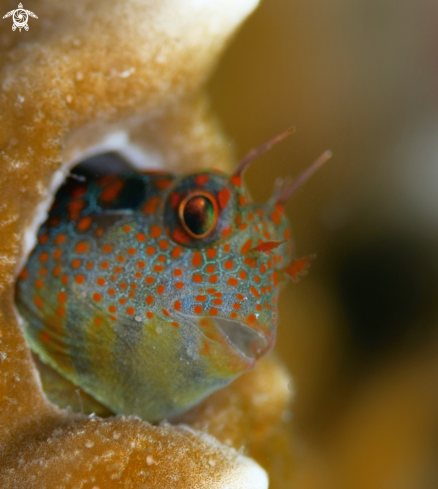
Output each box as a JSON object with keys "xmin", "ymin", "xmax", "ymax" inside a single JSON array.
[{"xmin": 283, "ymin": 254, "xmax": 316, "ymax": 282}]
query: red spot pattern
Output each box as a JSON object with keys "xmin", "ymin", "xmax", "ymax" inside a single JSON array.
[{"xmin": 16, "ymin": 168, "xmax": 293, "ymax": 383}]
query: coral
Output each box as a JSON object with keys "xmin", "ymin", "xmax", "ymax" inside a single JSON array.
[{"xmin": 0, "ymin": 0, "xmax": 295, "ymax": 487}]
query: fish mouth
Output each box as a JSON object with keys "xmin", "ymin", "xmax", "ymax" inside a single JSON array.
[{"xmin": 204, "ymin": 316, "xmax": 271, "ymax": 361}]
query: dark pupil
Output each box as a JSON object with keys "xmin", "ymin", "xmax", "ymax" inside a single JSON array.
[{"xmin": 183, "ymin": 195, "xmax": 215, "ymax": 236}]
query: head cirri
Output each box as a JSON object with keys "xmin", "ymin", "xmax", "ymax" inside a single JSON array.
[{"xmin": 15, "ymin": 130, "xmax": 331, "ymax": 421}]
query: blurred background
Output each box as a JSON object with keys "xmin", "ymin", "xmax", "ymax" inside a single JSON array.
[{"xmin": 208, "ymin": 1, "xmax": 438, "ymax": 488}]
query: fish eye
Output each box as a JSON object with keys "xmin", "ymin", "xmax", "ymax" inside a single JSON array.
[{"xmin": 178, "ymin": 191, "xmax": 218, "ymax": 239}]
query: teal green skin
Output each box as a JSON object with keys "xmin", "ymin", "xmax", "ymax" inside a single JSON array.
[{"xmin": 15, "ymin": 168, "xmax": 292, "ymax": 421}]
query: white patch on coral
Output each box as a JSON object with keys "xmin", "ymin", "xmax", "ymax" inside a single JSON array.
[{"xmin": 178, "ymin": 426, "xmax": 269, "ymax": 489}]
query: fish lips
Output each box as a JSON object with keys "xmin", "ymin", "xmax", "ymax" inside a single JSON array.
[{"xmin": 176, "ymin": 311, "xmax": 274, "ymax": 368}]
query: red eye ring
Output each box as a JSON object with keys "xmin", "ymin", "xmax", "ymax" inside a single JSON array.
[{"xmin": 178, "ymin": 191, "xmax": 219, "ymax": 239}]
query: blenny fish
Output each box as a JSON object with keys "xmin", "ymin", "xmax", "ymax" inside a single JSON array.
[{"xmin": 15, "ymin": 131, "xmax": 330, "ymax": 421}]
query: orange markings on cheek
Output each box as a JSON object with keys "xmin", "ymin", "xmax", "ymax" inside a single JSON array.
[
  {"xmin": 192, "ymin": 252, "xmax": 202, "ymax": 267},
  {"xmin": 55, "ymin": 234, "xmax": 66, "ymax": 245},
  {"xmin": 142, "ymin": 196, "xmax": 160, "ymax": 214},
  {"xmin": 221, "ymin": 227, "xmax": 232, "ymax": 238},
  {"xmin": 38, "ymin": 233, "xmax": 49, "ymax": 244},
  {"xmin": 34, "ymin": 296, "xmax": 43, "ymax": 309},
  {"xmin": 155, "ymin": 179, "xmax": 173, "ymax": 190},
  {"xmin": 206, "ymin": 248, "xmax": 216, "ymax": 259},
  {"xmin": 39, "ymin": 252, "xmax": 49, "ymax": 263},
  {"xmin": 76, "ymin": 242, "xmax": 88, "ymax": 253},
  {"xmin": 172, "ymin": 247, "xmax": 182, "ymax": 258},
  {"xmin": 228, "ymin": 278, "xmax": 238, "ymax": 286},
  {"xmin": 150, "ymin": 225, "xmax": 161, "ymax": 238},
  {"xmin": 250, "ymin": 286, "xmax": 260, "ymax": 298},
  {"xmin": 172, "ymin": 228, "xmax": 192, "ymax": 244},
  {"xmin": 57, "ymin": 292, "xmax": 67, "ymax": 303},
  {"xmin": 231, "ymin": 175, "xmax": 241, "ymax": 186},
  {"xmin": 93, "ymin": 293, "xmax": 101, "ymax": 302},
  {"xmin": 159, "ymin": 240, "xmax": 169, "ymax": 251},
  {"xmin": 271, "ymin": 211, "xmax": 281, "ymax": 225},
  {"xmin": 193, "ymin": 274, "xmax": 203, "ymax": 283},
  {"xmin": 18, "ymin": 269, "xmax": 28, "ymax": 280},
  {"xmin": 218, "ymin": 188, "xmax": 231, "ymax": 209},
  {"xmin": 99, "ymin": 180, "xmax": 126, "ymax": 202},
  {"xmin": 170, "ymin": 193, "xmax": 182, "ymax": 208},
  {"xmin": 174, "ymin": 301, "xmax": 181, "ymax": 311},
  {"xmin": 241, "ymin": 239, "xmax": 253, "ymax": 255},
  {"xmin": 77, "ymin": 216, "xmax": 92, "ymax": 231},
  {"xmin": 94, "ymin": 317, "xmax": 102, "ymax": 326},
  {"xmin": 39, "ymin": 331, "xmax": 50, "ymax": 343},
  {"xmin": 195, "ymin": 174, "xmax": 209, "ymax": 186},
  {"xmin": 157, "ymin": 285, "xmax": 165, "ymax": 294}
]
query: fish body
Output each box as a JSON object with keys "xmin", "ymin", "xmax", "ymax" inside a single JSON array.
[{"xmin": 16, "ymin": 166, "xmax": 292, "ymax": 421}]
